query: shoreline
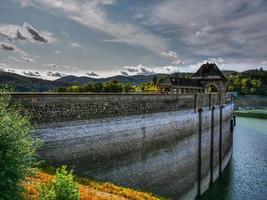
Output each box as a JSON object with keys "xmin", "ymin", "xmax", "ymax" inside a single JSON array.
[{"xmin": 234, "ymin": 110, "xmax": 267, "ymax": 119}]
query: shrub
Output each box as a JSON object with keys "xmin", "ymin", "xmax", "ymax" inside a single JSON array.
[
  {"xmin": 39, "ymin": 166, "xmax": 79, "ymax": 200},
  {"xmin": 0, "ymin": 92, "xmax": 39, "ymax": 199}
]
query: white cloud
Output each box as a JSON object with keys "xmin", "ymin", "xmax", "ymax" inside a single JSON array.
[
  {"xmin": 47, "ymin": 63, "xmax": 57, "ymax": 68},
  {"xmin": 171, "ymin": 59, "xmax": 182, "ymax": 65},
  {"xmin": 47, "ymin": 71, "xmax": 65, "ymax": 77},
  {"xmin": 44, "ymin": 63, "xmax": 80, "ymax": 73},
  {"xmin": 54, "ymin": 50, "xmax": 61, "ymax": 54},
  {"xmin": 161, "ymin": 50, "xmax": 182, "ymax": 65},
  {"xmin": 0, "ymin": 22, "xmax": 56, "ymax": 43},
  {"xmin": 23, "ymin": 70, "xmax": 41, "ymax": 77},
  {"xmin": 21, "ymin": 55, "xmax": 35, "ymax": 63},
  {"xmin": 0, "ymin": 42, "xmax": 17, "ymax": 51},
  {"xmin": 69, "ymin": 42, "xmax": 82, "ymax": 48},
  {"xmin": 0, "ymin": 42, "xmax": 37, "ymax": 64},
  {"xmin": 19, "ymin": 0, "xmax": 169, "ymax": 55},
  {"xmin": 120, "ymin": 64, "xmax": 179, "ymax": 75},
  {"xmin": 151, "ymin": 0, "xmax": 267, "ymax": 61},
  {"xmin": 86, "ymin": 72, "xmax": 99, "ymax": 76},
  {"xmin": 8, "ymin": 56, "xmax": 21, "ymax": 63},
  {"xmin": 161, "ymin": 50, "xmax": 178, "ymax": 59},
  {"xmin": 0, "ymin": 63, "xmax": 9, "ymax": 69}
]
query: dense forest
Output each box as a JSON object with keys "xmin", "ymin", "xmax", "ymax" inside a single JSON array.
[
  {"xmin": 55, "ymin": 78, "xmax": 160, "ymax": 93},
  {"xmin": 1, "ymin": 69, "xmax": 266, "ymax": 95},
  {"xmin": 227, "ymin": 68, "xmax": 267, "ymax": 95}
]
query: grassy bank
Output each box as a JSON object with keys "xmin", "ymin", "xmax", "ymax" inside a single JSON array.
[
  {"xmin": 235, "ymin": 109, "xmax": 267, "ymax": 119},
  {"xmin": 234, "ymin": 95, "xmax": 267, "ymax": 110},
  {"xmin": 23, "ymin": 166, "xmax": 168, "ymax": 200}
]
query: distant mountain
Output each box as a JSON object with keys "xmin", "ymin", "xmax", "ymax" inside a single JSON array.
[
  {"xmin": 0, "ymin": 69, "xmax": 263, "ymax": 92},
  {"xmin": 57, "ymin": 74, "xmax": 170, "ymax": 85},
  {"xmin": 0, "ymin": 71, "xmax": 69, "ymax": 92},
  {"xmin": 222, "ymin": 70, "xmax": 239, "ymax": 76},
  {"xmin": 57, "ymin": 71, "xmax": 237, "ymax": 85}
]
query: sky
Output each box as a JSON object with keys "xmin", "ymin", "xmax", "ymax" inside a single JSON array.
[{"xmin": 0, "ymin": 0, "xmax": 267, "ymax": 80}]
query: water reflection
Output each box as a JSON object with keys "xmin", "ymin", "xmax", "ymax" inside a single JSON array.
[{"xmin": 202, "ymin": 117, "xmax": 267, "ymax": 200}]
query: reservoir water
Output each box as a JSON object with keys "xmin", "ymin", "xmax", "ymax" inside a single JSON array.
[{"xmin": 202, "ymin": 117, "xmax": 267, "ymax": 200}]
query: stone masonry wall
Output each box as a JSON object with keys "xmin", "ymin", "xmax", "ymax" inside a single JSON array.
[
  {"xmin": 32, "ymin": 103, "xmax": 234, "ymax": 199},
  {"xmin": 9, "ymin": 93, "xmax": 233, "ymax": 199},
  {"xmin": 10, "ymin": 93, "xmax": 227, "ymax": 124}
]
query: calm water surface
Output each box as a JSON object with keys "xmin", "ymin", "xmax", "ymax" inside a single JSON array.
[{"xmin": 202, "ymin": 117, "xmax": 267, "ymax": 200}]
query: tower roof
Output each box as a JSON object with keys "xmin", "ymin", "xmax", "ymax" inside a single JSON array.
[
  {"xmin": 192, "ymin": 62, "xmax": 226, "ymax": 80},
  {"xmin": 158, "ymin": 77, "xmax": 203, "ymax": 88}
]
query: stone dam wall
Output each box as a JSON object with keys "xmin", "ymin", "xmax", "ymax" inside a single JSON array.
[{"xmin": 11, "ymin": 93, "xmax": 234, "ymax": 199}]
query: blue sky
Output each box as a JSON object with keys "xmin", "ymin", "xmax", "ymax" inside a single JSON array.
[{"xmin": 0, "ymin": 0, "xmax": 267, "ymax": 79}]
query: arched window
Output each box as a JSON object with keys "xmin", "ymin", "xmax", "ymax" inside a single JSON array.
[{"xmin": 210, "ymin": 84, "xmax": 219, "ymax": 93}]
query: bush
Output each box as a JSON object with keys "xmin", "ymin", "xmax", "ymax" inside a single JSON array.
[
  {"xmin": 39, "ymin": 166, "xmax": 79, "ymax": 200},
  {"xmin": 0, "ymin": 92, "xmax": 39, "ymax": 199}
]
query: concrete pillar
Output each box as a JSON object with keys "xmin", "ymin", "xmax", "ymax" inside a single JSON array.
[
  {"xmin": 197, "ymin": 108, "xmax": 203, "ymax": 198},
  {"xmin": 219, "ymin": 105, "xmax": 224, "ymax": 175},
  {"xmin": 233, "ymin": 115, "xmax": 236, "ymax": 127},
  {"xmin": 209, "ymin": 106, "xmax": 215, "ymax": 185}
]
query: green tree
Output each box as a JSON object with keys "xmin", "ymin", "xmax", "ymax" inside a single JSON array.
[
  {"xmin": 92, "ymin": 83, "xmax": 103, "ymax": 92},
  {"xmin": 122, "ymin": 83, "xmax": 133, "ymax": 93},
  {"xmin": 152, "ymin": 75, "xmax": 158, "ymax": 85},
  {"xmin": 39, "ymin": 166, "xmax": 79, "ymax": 200},
  {"xmin": 103, "ymin": 80, "xmax": 123, "ymax": 93},
  {"xmin": 0, "ymin": 92, "xmax": 39, "ymax": 199}
]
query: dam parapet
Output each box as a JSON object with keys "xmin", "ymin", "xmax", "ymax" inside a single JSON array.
[
  {"xmin": 10, "ymin": 93, "xmax": 234, "ymax": 199},
  {"xmin": 10, "ymin": 93, "xmax": 230, "ymax": 124}
]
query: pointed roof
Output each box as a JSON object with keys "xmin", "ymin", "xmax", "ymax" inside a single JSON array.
[
  {"xmin": 192, "ymin": 62, "xmax": 226, "ymax": 80},
  {"xmin": 158, "ymin": 77, "xmax": 203, "ymax": 88}
]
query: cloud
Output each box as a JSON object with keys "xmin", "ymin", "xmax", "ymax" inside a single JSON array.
[
  {"xmin": 47, "ymin": 63, "xmax": 57, "ymax": 68},
  {"xmin": 8, "ymin": 56, "xmax": 21, "ymax": 63},
  {"xmin": 121, "ymin": 71, "xmax": 128, "ymax": 76},
  {"xmin": 171, "ymin": 59, "xmax": 183, "ymax": 65},
  {"xmin": 23, "ymin": 70, "xmax": 41, "ymax": 77},
  {"xmin": 0, "ymin": 42, "xmax": 36, "ymax": 63},
  {"xmin": 21, "ymin": 55, "xmax": 35, "ymax": 63},
  {"xmin": 45, "ymin": 63, "xmax": 80, "ymax": 72},
  {"xmin": 161, "ymin": 50, "xmax": 182, "ymax": 65},
  {"xmin": 161, "ymin": 50, "xmax": 178, "ymax": 59},
  {"xmin": 0, "ymin": 63, "xmax": 9, "ymax": 69},
  {"xmin": 120, "ymin": 64, "xmax": 179, "ymax": 75},
  {"xmin": 23, "ymin": 22, "xmax": 48, "ymax": 42},
  {"xmin": 0, "ymin": 22, "xmax": 56, "ymax": 43},
  {"xmin": 69, "ymin": 42, "xmax": 82, "ymax": 48},
  {"xmin": 86, "ymin": 72, "xmax": 99, "ymax": 76},
  {"xmin": 19, "ymin": 0, "xmax": 169, "ymax": 55},
  {"xmin": 150, "ymin": 0, "xmax": 267, "ymax": 62},
  {"xmin": 54, "ymin": 50, "xmax": 61, "ymax": 54},
  {"xmin": 0, "ymin": 42, "xmax": 16, "ymax": 51},
  {"xmin": 47, "ymin": 71, "xmax": 65, "ymax": 77}
]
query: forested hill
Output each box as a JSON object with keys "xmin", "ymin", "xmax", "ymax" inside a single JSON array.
[
  {"xmin": 0, "ymin": 71, "xmax": 69, "ymax": 92},
  {"xmin": 0, "ymin": 69, "xmax": 266, "ymax": 94},
  {"xmin": 228, "ymin": 68, "xmax": 267, "ymax": 95}
]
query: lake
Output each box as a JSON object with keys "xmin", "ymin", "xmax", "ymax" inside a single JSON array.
[{"xmin": 202, "ymin": 116, "xmax": 267, "ymax": 200}]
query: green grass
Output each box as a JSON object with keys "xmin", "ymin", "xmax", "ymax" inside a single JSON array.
[
  {"xmin": 235, "ymin": 109, "xmax": 267, "ymax": 119},
  {"xmin": 38, "ymin": 163, "xmax": 169, "ymax": 200}
]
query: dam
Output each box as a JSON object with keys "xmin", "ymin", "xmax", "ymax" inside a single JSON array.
[{"xmin": 11, "ymin": 93, "xmax": 234, "ymax": 199}]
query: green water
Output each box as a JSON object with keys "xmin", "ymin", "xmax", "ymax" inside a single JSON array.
[{"xmin": 202, "ymin": 117, "xmax": 267, "ymax": 200}]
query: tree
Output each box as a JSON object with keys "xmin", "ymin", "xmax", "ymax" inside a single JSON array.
[
  {"xmin": 92, "ymin": 83, "xmax": 103, "ymax": 92},
  {"xmin": 122, "ymin": 83, "xmax": 133, "ymax": 93},
  {"xmin": 39, "ymin": 166, "xmax": 79, "ymax": 200},
  {"xmin": 103, "ymin": 81, "xmax": 123, "ymax": 93},
  {"xmin": 152, "ymin": 76, "xmax": 158, "ymax": 85},
  {"xmin": 0, "ymin": 92, "xmax": 39, "ymax": 199}
]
